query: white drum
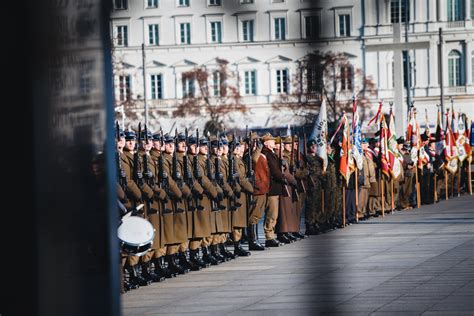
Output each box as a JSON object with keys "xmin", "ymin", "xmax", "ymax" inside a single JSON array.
[{"xmin": 118, "ymin": 216, "xmax": 154, "ymax": 257}]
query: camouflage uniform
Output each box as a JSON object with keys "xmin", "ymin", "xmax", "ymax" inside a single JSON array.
[
  {"xmin": 325, "ymin": 154, "xmax": 342, "ymax": 225},
  {"xmin": 304, "ymin": 154, "xmax": 323, "ymax": 228}
]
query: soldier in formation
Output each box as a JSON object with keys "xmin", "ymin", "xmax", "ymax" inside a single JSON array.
[{"xmin": 111, "ymin": 124, "xmax": 471, "ymax": 293}]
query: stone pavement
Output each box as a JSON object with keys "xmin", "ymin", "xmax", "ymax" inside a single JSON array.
[{"xmin": 122, "ymin": 195, "xmax": 474, "ymax": 315}]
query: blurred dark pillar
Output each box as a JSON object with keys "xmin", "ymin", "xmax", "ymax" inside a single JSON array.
[{"xmin": 1, "ymin": 1, "xmax": 118, "ymax": 315}]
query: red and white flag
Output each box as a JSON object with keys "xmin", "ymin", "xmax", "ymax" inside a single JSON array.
[{"xmin": 339, "ymin": 113, "xmax": 353, "ymax": 185}]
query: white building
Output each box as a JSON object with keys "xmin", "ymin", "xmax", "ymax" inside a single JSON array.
[{"xmin": 110, "ymin": 0, "xmax": 474, "ymax": 133}]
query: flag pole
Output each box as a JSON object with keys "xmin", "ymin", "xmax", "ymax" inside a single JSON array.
[
  {"xmin": 415, "ymin": 167, "xmax": 421, "ymax": 208},
  {"xmin": 391, "ymin": 178, "xmax": 394, "ymax": 212},
  {"xmin": 445, "ymin": 169, "xmax": 449, "ymax": 200},
  {"xmin": 457, "ymin": 168, "xmax": 461, "ymax": 197},
  {"xmin": 434, "ymin": 173, "xmax": 438, "ymax": 202},
  {"xmin": 355, "ymin": 168, "xmax": 359, "ymax": 222},
  {"xmin": 469, "ymin": 161, "xmax": 472, "ymax": 195},
  {"xmin": 381, "ymin": 175, "xmax": 385, "ymax": 217},
  {"xmin": 342, "ymin": 186, "xmax": 346, "ymax": 227}
]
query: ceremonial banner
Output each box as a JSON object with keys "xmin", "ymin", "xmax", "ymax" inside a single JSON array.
[
  {"xmin": 352, "ymin": 112, "xmax": 363, "ymax": 170},
  {"xmin": 339, "ymin": 113, "xmax": 352, "ymax": 185},
  {"xmin": 456, "ymin": 112, "xmax": 469, "ymax": 162},
  {"xmin": 388, "ymin": 111, "xmax": 402, "ymax": 179},
  {"xmin": 407, "ymin": 108, "xmax": 420, "ymax": 165},
  {"xmin": 309, "ymin": 98, "xmax": 328, "ymax": 172},
  {"xmin": 379, "ymin": 115, "xmax": 391, "ymax": 177},
  {"xmin": 435, "ymin": 109, "xmax": 445, "ymax": 158},
  {"xmin": 444, "ymin": 110, "xmax": 459, "ymax": 174}
]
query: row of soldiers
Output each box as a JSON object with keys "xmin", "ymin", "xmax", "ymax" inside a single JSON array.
[
  {"xmin": 115, "ymin": 124, "xmax": 472, "ymax": 293},
  {"xmin": 116, "ymin": 126, "xmax": 314, "ymax": 293}
]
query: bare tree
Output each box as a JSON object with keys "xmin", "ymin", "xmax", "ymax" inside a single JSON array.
[
  {"xmin": 272, "ymin": 50, "xmax": 377, "ymax": 130},
  {"xmin": 173, "ymin": 58, "xmax": 246, "ymax": 135}
]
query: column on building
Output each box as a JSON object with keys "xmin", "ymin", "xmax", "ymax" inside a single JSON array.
[
  {"xmin": 437, "ymin": 0, "xmax": 446, "ymax": 21},
  {"xmin": 429, "ymin": 0, "xmax": 437, "ymax": 22},
  {"xmin": 465, "ymin": 40, "xmax": 473, "ymax": 85},
  {"xmin": 365, "ymin": 0, "xmax": 375, "ymax": 26},
  {"xmin": 428, "ymin": 40, "xmax": 439, "ymax": 88},
  {"xmin": 415, "ymin": 0, "xmax": 425, "ymax": 22},
  {"xmin": 465, "ymin": 0, "xmax": 471, "ymax": 20},
  {"xmin": 377, "ymin": 0, "xmax": 388, "ymax": 25}
]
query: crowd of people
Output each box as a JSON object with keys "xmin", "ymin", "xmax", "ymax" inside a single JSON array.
[{"xmin": 113, "ymin": 123, "xmax": 472, "ymax": 294}]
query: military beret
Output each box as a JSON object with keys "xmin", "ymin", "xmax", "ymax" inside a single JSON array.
[
  {"xmin": 139, "ymin": 131, "xmax": 153, "ymax": 140},
  {"xmin": 362, "ymin": 138, "xmax": 369, "ymax": 144},
  {"xmin": 124, "ymin": 130, "xmax": 136, "ymax": 140},
  {"xmin": 261, "ymin": 132, "xmax": 275, "ymax": 142},
  {"xmin": 187, "ymin": 135, "xmax": 197, "ymax": 145},
  {"xmin": 152, "ymin": 133, "xmax": 161, "ymax": 141},
  {"xmin": 220, "ymin": 137, "xmax": 228, "ymax": 145},
  {"xmin": 396, "ymin": 136, "xmax": 405, "ymax": 144},
  {"xmin": 162, "ymin": 133, "xmax": 174, "ymax": 143},
  {"xmin": 118, "ymin": 129, "xmax": 125, "ymax": 137},
  {"xmin": 420, "ymin": 133, "xmax": 428, "ymax": 141},
  {"xmin": 281, "ymin": 136, "xmax": 293, "ymax": 144},
  {"xmin": 210, "ymin": 139, "xmax": 223, "ymax": 148},
  {"xmin": 198, "ymin": 137, "xmax": 208, "ymax": 146},
  {"xmin": 177, "ymin": 132, "xmax": 186, "ymax": 143},
  {"xmin": 307, "ymin": 139, "xmax": 317, "ymax": 147}
]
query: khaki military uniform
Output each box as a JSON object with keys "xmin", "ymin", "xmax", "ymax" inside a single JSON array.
[{"xmin": 305, "ymin": 154, "xmax": 323, "ymax": 227}]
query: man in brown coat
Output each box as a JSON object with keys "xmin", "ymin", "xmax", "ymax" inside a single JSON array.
[
  {"xmin": 261, "ymin": 133, "xmax": 295, "ymax": 247},
  {"xmin": 245, "ymin": 133, "xmax": 267, "ymax": 250}
]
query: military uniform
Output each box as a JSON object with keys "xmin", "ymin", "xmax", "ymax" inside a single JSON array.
[{"xmin": 305, "ymin": 153, "xmax": 323, "ymax": 232}]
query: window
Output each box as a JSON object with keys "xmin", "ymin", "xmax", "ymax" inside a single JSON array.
[
  {"xmin": 306, "ymin": 66, "xmax": 322, "ymax": 93},
  {"xmin": 210, "ymin": 22, "xmax": 222, "ymax": 43},
  {"xmin": 240, "ymin": 0, "xmax": 253, "ymax": 3},
  {"xmin": 242, "ymin": 20, "xmax": 254, "ymax": 42},
  {"xmin": 274, "ymin": 18, "xmax": 286, "ymax": 40},
  {"xmin": 212, "ymin": 71, "xmax": 221, "ymax": 96},
  {"xmin": 272, "ymin": 0, "xmax": 284, "ymax": 2},
  {"xmin": 150, "ymin": 74, "xmax": 163, "ymax": 99},
  {"xmin": 472, "ymin": 51, "xmax": 474, "ymax": 83},
  {"xmin": 114, "ymin": 0, "xmax": 128, "ymax": 10},
  {"xmin": 244, "ymin": 70, "xmax": 256, "ymax": 95},
  {"xmin": 305, "ymin": 16, "xmax": 319, "ymax": 39},
  {"xmin": 148, "ymin": 24, "xmax": 159, "ymax": 45},
  {"xmin": 391, "ymin": 0, "xmax": 409, "ymax": 23},
  {"xmin": 472, "ymin": 0, "xmax": 474, "ymax": 19},
  {"xmin": 147, "ymin": 0, "xmax": 158, "ymax": 8},
  {"xmin": 178, "ymin": 0, "xmax": 189, "ymax": 6},
  {"xmin": 209, "ymin": 0, "xmax": 221, "ymax": 5},
  {"xmin": 79, "ymin": 60, "xmax": 94, "ymax": 95},
  {"xmin": 339, "ymin": 14, "xmax": 350, "ymax": 37},
  {"xmin": 340, "ymin": 65, "xmax": 353, "ymax": 91},
  {"xmin": 448, "ymin": 50, "xmax": 463, "ymax": 86},
  {"xmin": 118, "ymin": 75, "xmax": 131, "ymax": 101},
  {"xmin": 180, "ymin": 23, "xmax": 191, "ymax": 44},
  {"xmin": 182, "ymin": 77, "xmax": 195, "ymax": 98},
  {"xmin": 276, "ymin": 69, "xmax": 288, "ymax": 94},
  {"xmin": 447, "ymin": 0, "xmax": 463, "ymax": 21},
  {"xmin": 116, "ymin": 25, "xmax": 128, "ymax": 47}
]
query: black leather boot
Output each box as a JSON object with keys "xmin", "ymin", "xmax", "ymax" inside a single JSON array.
[
  {"xmin": 141, "ymin": 260, "xmax": 165, "ymax": 283},
  {"xmin": 166, "ymin": 254, "xmax": 188, "ymax": 275},
  {"xmin": 265, "ymin": 238, "xmax": 283, "ymax": 247},
  {"xmin": 212, "ymin": 244, "xmax": 226, "ymax": 262},
  {"xmin": 127, "ymin": 264, "xmax": 152, "ymax": 287},
  {"xmin": 190, "ymin": 248, "xmax": 209, "ymax": 269},
  {"xmin": 153, "ymin": 257, "xmax": 176, "ymax": 279},
  {"xmin": 293, "ymin": 231, "xmax": 306, "ymax": 239},
  {"xmin": 234, "ymin": 241, "xmax": 251, "ymax": 256},
  {"xmin": 277, "ymin": 233, "xmax": 293, "ymax": 244},
  {"xmin": 248, "ymin": 224, "xmax": 265, "ymax": 251},
  {"xmin": 286, "ymin": 232, "xmax": 299, "ymax": 241},
  {"xmin": 179, "ymin": 251, "xmax": 201, "ymax": 271},
  {"xmin": 202, "ymin": 246, "xmax": 221, "ymax": 265},
  {"xmin": 220, "ymin": 243, "xmax": 236, "ymax": 260}
]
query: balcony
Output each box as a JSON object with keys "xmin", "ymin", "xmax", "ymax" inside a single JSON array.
[
  {"xmin": 447, "ymin": 86, "xmax": 466, "ymax": 93},
  {"xmin": 446, "ymin": 20, "xmax": 465, "ymax": 28}
]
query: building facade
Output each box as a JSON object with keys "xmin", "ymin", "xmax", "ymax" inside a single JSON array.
[{"xmin": 110, "ymin": 0, "xmax": 474, "ymax": 132}]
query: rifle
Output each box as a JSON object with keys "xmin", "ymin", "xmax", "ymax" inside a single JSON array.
[
  {"xmin": 290, "ymin": 134, "xmax": 300, "ymax": 202},
  {"xmin": 295, "ymin": 134, "xmax": 307, "ymax": 193},
  {"xmin": 303, "ymin": 132, "xmax": 316, "ymax": 188},
  {"xmin": 245, "ymin": 127, "xmax": 257, "ymax": 206},
  {"xmin": 116, "ymin": 121, "xmax": 127, "ymax": 192},
  {"xmin": 227, "ymin": 134, "xmax": 239, "ymax": 211},
  {"xmin": 142, "ymin": 124, "xmax": 154, "ymax": 188},
  {"xmin": 158, "ymin": 129, "xmax": 172, "ymax": 214},
  {"xmin": 279, "ymin": 131, "xmax": 291, "ymax": 197},
  {"xmin": 133, "ymin": 123, "xmax": 144, "ymax": 190},
  {"xmin": 183, "ymin": 128, "xmax": 202, "ymax": 211},
  {"xmin": 206, "ymin": 132, "xmax": 221, "ymax": 211}
]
